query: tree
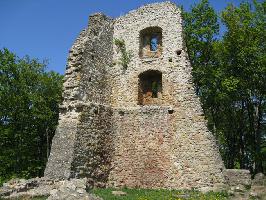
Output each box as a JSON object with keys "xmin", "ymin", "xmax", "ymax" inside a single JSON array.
[
  {"xmin": 183, "ymin": 0, "xmax": 219, "ymax": 95},
  {"xmin": 0, "ymin": 48, "xmax": 63, "ymax": 184},
  {"xmin": 221, "ymin": 0, "xmax": 266, "ymax": 173},
  {"xmin": 183, "ymin": 0, "xmax": 266, "ymax": 173}
]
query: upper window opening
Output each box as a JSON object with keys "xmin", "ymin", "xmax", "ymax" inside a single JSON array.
[{"xmin": 140, "ymin": 27, "xmax": 162, "ymax": 58}]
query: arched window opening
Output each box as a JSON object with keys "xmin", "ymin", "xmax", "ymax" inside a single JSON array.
[
  {"xmin": 138, "ymin": 70, "xmax": 162, "ymax": 105},
  {"xmin": 139, "ymin": 27, "xmax": 162, "ymax": 58}
]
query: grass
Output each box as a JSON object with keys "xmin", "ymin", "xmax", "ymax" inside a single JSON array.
[
  {"xmin": 91, "ymin": 188, "xmax": 229, "ymax": 200},
  {"xmin": 0, "ymin": 189, "xmax": 229, "ymax": 200}
]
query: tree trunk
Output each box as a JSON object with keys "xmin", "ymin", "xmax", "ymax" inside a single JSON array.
[{"xmin": 254, "ymin": 99, "xmax": 263, "ymax": 173}]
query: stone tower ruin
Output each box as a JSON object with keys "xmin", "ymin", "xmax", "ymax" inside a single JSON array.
[{"xmin": 45, "ymin": 2, "xmax": 226, "ymax": 190}]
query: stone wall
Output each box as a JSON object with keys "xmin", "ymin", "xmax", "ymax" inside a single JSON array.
[
  {"xmin": 45, "ymin": 1, "xmax": 226, "ymax": 190},
  {"xmin": 70, "ymin": 103, "xmax": 113, "ymax": 183},
  {"xmin": 111, "ymin": 2, "xmax": 184, "ymax": 107},
  {"xmin": 108, "ymin": 106, "xmax": 177, "ymax": 188},
  {"xmin": 67, "ymin": 14, "xmax": 114, "ymax": 182},
  {"xmin": 45, "ymin": 13, "xmax": 114, "ymax": 180},
  {"xmin": 79, "ymin": 13, "xmax": 114, "ymax": 105},
  {"xmin": 44, "ymin": 28, "xmax": 88, "ymax": 179},
  {"xmin": 107, "ymin": 2, "xmax": 225, "ymax": 189}
]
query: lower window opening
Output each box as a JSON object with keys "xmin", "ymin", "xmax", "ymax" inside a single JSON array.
[{"xmin": 138, "ymin": 70, "xmax": 162, "ymax": 105}]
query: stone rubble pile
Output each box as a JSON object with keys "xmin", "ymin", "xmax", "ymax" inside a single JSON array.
[
  {"xmin": 0, "ymin": 177, "xmax": 58, "ymax": 198},
  {"xmin": 0, "ymin": 178, "xmax": 102, "ymax": 200},
  {"xmin": 249, "ymin": 173, "xmax": 266, "ymax": 200},
  {"xmin": 223, "ymin": 171, "xmax": 266, "ymax": 200},
  {"xmin": 0, "ymin": 173, "xmax": 265, "ymax": 199},
  {"xmin": 48, "ymin": 178, "xmax": 102, "ymax": 200}
]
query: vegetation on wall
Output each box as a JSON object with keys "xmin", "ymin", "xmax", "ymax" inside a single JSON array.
[
  {"xmin": 114, "ymin": 38, "xmax": 133, "ymax": 70},
  {"xmin": 183, "ymin": 0, "xmax": 266, "ymax": 174},
  {"xmin": 0, "ymin": 49, "xmax": 63, "ymax": 185}
]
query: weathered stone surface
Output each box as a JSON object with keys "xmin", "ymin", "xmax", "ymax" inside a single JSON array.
[
  {"xmin": 45, "ymin": 1, "xmax": 226, "ymax": 190},
  {"xmin": 47, "ymin": 179, "xmax": 102, "ymax": 200},
  {"xmin": 0, "ymin": 177, "xmax": 61, "ymax": 198},
  {"xmin": 250, "ymin": 173, "xmax": 266, "ymax": 200},
  {"xmin": 0, "ymin": 178, "xmax": 41, "ymax": 197},
  {"xmin": 225, "ymin": 172, "xmax": 266, "ymax": 200},
  {"xmin": 223, "ymin": 169, "xmax": 251, "ymax": 187},
  {"xmin": 173, "ymin": 193, "xmax": 190, "ymax": 199},
  {"xmin": 252, "ymin": 173, "xmax": 266, "ymax": 186},
  {"xmin": 250, "ymin": 186, "xmax": 266, "ymax": 200},
  {"xmin": 0, "ymin": 178, "xmax": 102, "ymax": 200},
  {"xmin": 111, "ymin": 190, "xmax": 127, "ymax": 196}
]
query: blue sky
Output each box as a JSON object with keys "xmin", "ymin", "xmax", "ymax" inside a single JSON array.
[{"xmin": 0, "ymin": 0, "xmax": 248, "ymax": 74}]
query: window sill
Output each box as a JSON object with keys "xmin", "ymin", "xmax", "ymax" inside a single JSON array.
[{"xmin": 140, "ymin": 57, "xmax": 162, "ymax": 63}]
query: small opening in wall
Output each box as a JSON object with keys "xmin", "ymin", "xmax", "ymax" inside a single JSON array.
[
  {"xmin": 93, "ymin": 30, "xmax": 98, "ymax": 36},
  {"xmin": 168, "ymin": 58, "xmax": 173, "ymax": 62},
  {"xmin": 93, "ymin": 107, "xmax": 99, "ymax": 115},
  {"xmin": 118, "ymin": 111, "xmax": 125, "ymax": 116},
  {"xmin": 88, "ymin": 77, "xmax": 92, "ymax": 82},
  {"xmin": 91, "ymin": 55, "xmax": 94, "ymax": 60},
  {"xmin": 76, "ymin": 107, "xmax": 83, "ymax": 113},
  {"xmin": 176, "ymin": 49, "xmax": 182, "ymax": 55},
  {"xmin": 168, "ymin": 109, "xmax": 174, "ymax": 114}
]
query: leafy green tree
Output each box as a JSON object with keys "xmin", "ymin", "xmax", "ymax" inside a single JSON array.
[
  {"xmin": 221, "ymin": 0, "xmax": 266, "ymax": 173},
  {"xmin": 0, "ymin": 48, "xmax": 63, "ymax": 184},
  {"xmin": 183, "ymin": 0, "xmax": 219, "ymax": 94},
  {"xmin": 183, "ymin": 0, "xmax": 266, "ymax": 173}
]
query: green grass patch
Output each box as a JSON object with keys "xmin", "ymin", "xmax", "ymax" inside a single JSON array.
[{"xmin": 91, "ymin": 188, "xmax": 229, "ymax": 200}]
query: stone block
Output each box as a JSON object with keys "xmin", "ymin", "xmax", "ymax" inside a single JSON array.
[{"xmin": 223, "ymin": 169, "xmax": 251, "ymax": 187}]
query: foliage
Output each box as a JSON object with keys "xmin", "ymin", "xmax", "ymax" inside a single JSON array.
[
  {"xmin": 92, "ymin": 188, "xmax": 228, "ymax": 200},
  {"xmin": 0, "ymin": 48, "xmax": 63, "ymax": 185},
  {"xmin": 183, "ymin": 0, "xmax": 266, "ymax": 173},
  {"xmin": 182, "ymin": 0, "xmax": 219, "ymax": 95},
  {"xmin": 114, "ymin": 38, "xmax": 133, "ymax": 70}
]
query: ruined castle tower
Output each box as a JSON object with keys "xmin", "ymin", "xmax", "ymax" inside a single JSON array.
[{"xmin": 45, "ymin": 2, "xmax": 226, "ymax": 189}]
